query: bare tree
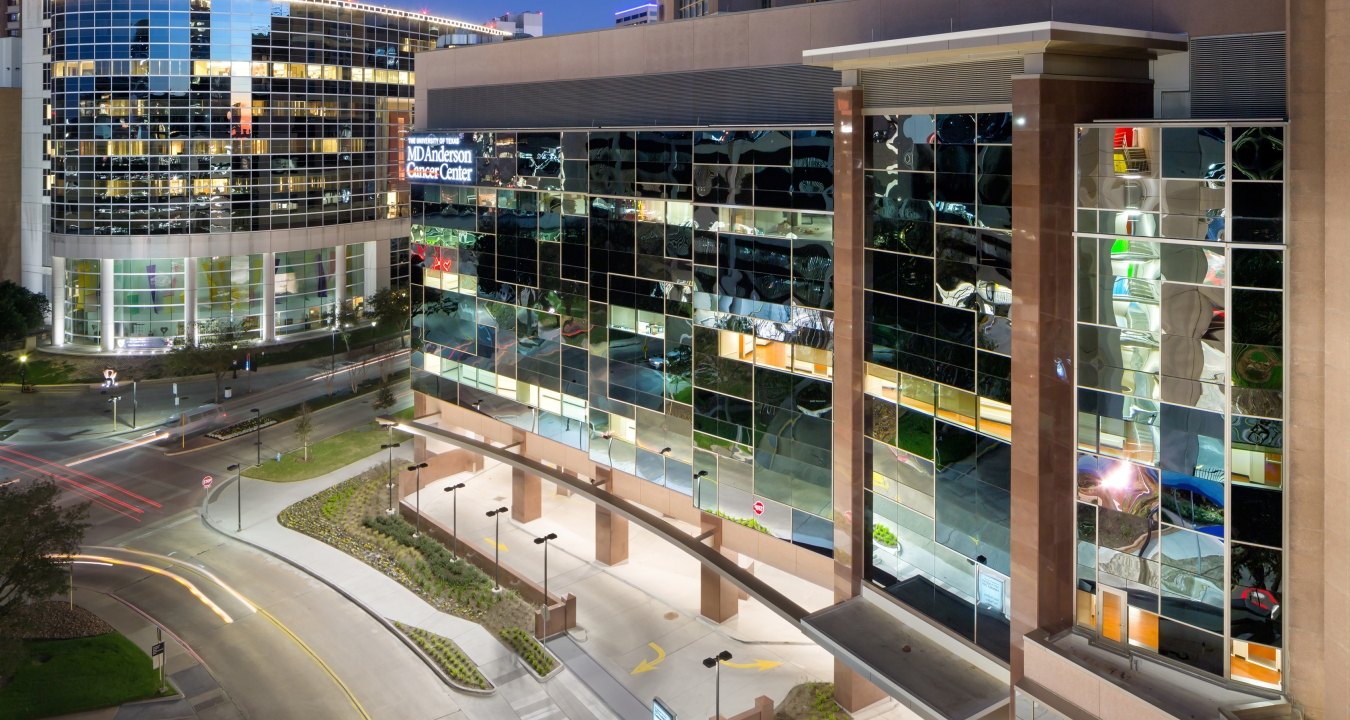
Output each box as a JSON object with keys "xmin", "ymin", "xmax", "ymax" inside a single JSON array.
[{"xmin": 294, "ymin": 403, "xmax": 313, "ymax": 462}]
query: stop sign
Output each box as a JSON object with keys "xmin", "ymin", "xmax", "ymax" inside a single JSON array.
[
  {"xmin": 752, "ymin": 500, "xmax": 765, "ymax": 516},
  {"xmin": 202, "ymin": 475, "xmax": 213, "ymax": 489}
]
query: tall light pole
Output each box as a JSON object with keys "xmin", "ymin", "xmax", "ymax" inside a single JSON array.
[
  {"xmin": 443, "ymin": 482, "xmax": 465, "ymax": 558},
  {"xmin": 382, "ymin": 442, "xmax": 401, "ymax": 514},
  {"xmin": 703, "ymin": 650, "xmax": 733, "ymax": 720},
  {"xmin": 250, "ymin": 408, "xmax": 261, "ymax": 466},
  {"xmin": 18, "ymin": 354, "xmax": 27, "ymax": 391},
  {"xmin": 407, "ymin": 462, "xmax": 428, "ymax": 537},
  {"xmin": 533, "ymin": 532, "xmax": 558, "ymax": 638},
  {"xmin": 659, "ymin": 446, "xmax": 671, "ymax": 486},
  {"xmin": 486, "ymin": 506, "xmax": 508, "ymax": 591},
  {"xmin": 227, "ymin": 463, "xmax": 242, "ymax": 532},
  {"xmin": 131, "ymin": 380, "xmax": 138, "ymax": 428}
]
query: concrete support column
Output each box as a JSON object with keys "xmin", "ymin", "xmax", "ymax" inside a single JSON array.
[
  {"xmin": 99, "ymin": 258, "xmax": 115, "ymax": 352},
  {"xmin": 50, "ymin": 256, "xmax": 64, "ymax": 346},
  {"xmin": 363, "ymin": 240, "xmax": 378, "ymax": 301},
  {"xmin": 698, "ymin": 515, "xmax": 739, "ymax": 623},
  {"xmin": 511, "ymin": 466, "xmax": 541, "ymax": 522},
  {"xmin": 1007, "ymin": 74, "xmax": 1152, "ymax": 684},
  {"xmin": 262, "ymin": 252, "xmax": 275, "ymax": 342},
  {"xmin": 595, "ymin": 466, "xmax": 629, "ymax": 565},
  {"xmin": 183, "ymin": 257, "xmax": 196, "ymax": 340},
  {"xmin": 333, "ymin": 243, "xmax": 346, "ymax": 314}
]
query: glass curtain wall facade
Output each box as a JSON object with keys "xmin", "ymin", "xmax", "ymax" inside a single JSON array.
[
  {"xmin": 410, "ymin": 128, "xmax": 838, "ymax": 553},
  {"xmin": 1073, "ymin": 123, "xmax": 1286, "ymax": 690},
  {"xmin": 42, "ymin": 0, "xmax": 498, "ymax": 347},
  {"xmin": 860, "ymin": 111, "xmax": 1015, "ymax": 660}
]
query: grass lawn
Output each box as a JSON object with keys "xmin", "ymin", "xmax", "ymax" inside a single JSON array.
[
  {"xmin": 0, "ymin": 633, "xmax": 169, "ymax": 720},
  {"xmin": 244, "ymin": 424, "xmax": 411, "ymax": 482}
]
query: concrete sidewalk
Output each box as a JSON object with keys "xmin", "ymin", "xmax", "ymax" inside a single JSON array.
[{"xmin": 201, "ymin": 452, "xmax": 622, "ymax": 720}]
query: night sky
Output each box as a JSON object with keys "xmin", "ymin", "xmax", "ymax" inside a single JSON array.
[{"xmin": 414, "ymin": 1, "xmax": 632, "ymax": 36}]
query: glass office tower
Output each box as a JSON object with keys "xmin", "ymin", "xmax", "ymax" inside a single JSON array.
[
  {"xmin": 30, "ymin": 0, "xmax": 502, "ymax": 349},
  {"xmin": 409, "ymin": 129, "xmax": 841, "ymax": 554}
]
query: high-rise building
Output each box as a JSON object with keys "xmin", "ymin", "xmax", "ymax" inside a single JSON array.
[
  {"xmin": 19, "ymin": 0, "xmax": 506, "ymax": 351},
  {"xmin": 487, "ymin": 10, "xmax": 543, "ymax": 39},
  {"xmin": 400, "ymin": 1, "xmax": 1335, "ymax": 719},
  {"xmin": 615, "ymin": 3, "xmax": 661, "ymax": 26}
]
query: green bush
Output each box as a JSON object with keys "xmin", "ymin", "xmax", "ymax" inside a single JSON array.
[
  {"xmin": 499, "ymin": 626, "xmax": 555, "ymax": 676},
  {"xmin": 872, "ymin": 524, "xmax": 898, "ymax": 548},
  {"xmin": 394, "ymin": 622, "xmax": 491, "ymax": 691}
]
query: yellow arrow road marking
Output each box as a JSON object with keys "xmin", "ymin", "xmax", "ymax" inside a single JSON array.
[
  {"xmin": 721, "ymin": 659, "xmax": 782, "ymax": 671},
  {"xmin": 483, "ymin": 537, "xmax": 508, "ymax": 552},
  {"xmin": 631, "ymin": 642, "xmax": 667, "ymax": 674}
]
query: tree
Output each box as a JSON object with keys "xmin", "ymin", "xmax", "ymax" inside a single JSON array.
[
  {"xmin": 0, "ymin": 282, "xmax": 50, "ymax": 343},
  {"xmin": 165, "ymin": 319, "xmax": 246, "ymax": 404},
  {"xmin": 366, "ymin": 287, "xmax": 410, "ymax": 331},
  {"xmin": 372, "ymin": 380, "xmax": 396, "ymax": 413},
  {"xmin": 0, "ymin": 480, "xmax": 89, "ymax": 622},
  {"xmin": 294, "ymin": 402, "xmax": 313, "ymax": 462}
]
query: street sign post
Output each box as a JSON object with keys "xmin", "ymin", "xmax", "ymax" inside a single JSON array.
[
  {"xmin": 151, "ymin": 641, "xmax": 164, "ymax": 656},
  {"xmin": 202, "ymin": 475, "xmax": 213, "ymax": 489},
  {"xmin": 652, "ymin": 697, "xmax": 677, "ymax": 720}
]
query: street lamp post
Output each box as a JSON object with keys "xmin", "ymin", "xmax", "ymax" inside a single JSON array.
[
  {"xmin": 486, "ymin": 506, "xmax": 508, "ymax": 591},
  {"xmin": 131, "ymin": 381, "xmax": 137, "ymax": 428},
  {"xmin": 227, "ymin": 463, "xmax": 242, "ymax": 532},
  {"xmin": 250, "ymin": 408, "xmax": 261, "ymax": 466},
  {"xmin": 382, "ymin": 442, "xmax": 401, "ymax": 514},
  {"xmin": 533, "ymin": 532, "xmax": 558, "ymax": 638},
  {"xmin": 407, "ymin": 462, "xmax": 428, "ymax": 537},
  {"xmin": 443, "ymin": 482, "xmax": 465, "ymax": 558},
  {"xmin": 703, "ymin": 650, "xmax": 733, "ymax": 720},
  {"xmin": 18, "ymin": 354, "xmax": 27, "ymax": 391},
  {"xmin": 694, "ymin": 470, "xmax": 709, "ymax": 510},
  {"xmin": 659, "ymin": 446, "xmax": 671, "ymax": 486}
]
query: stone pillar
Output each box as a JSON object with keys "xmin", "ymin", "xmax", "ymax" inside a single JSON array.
[
  {"xmin": 1007, "ymin": 73, "xmax": 1152, "ymax": 683},
  {"xmin": 261, "ymin": 251, "xmax": 275, "ymax": 342},
  {"xmin": 183, "ymin": 257, "xmax": 196, "ymax": 341},
  {"xmin": 99, "ymin": 258, "xmax": 115, "ymax": 352},
  {"xmin": 595, "ymin": 467, "xmax": 629, "ymax": 565},
  {"xmin": 1286, "ymin": 0, "xmax": 1347, "ymax": 715},
  {"xmin": 50, "ymin": 256, "xmax": 64, "ymax": 346},
  {"xmin": 511, "ymin": 466, "xmax": 541, "ymax": 523},
  {"xmin": 833, "ymin": 660, "xmax": 886, "ymax": 712},
  {"xmin": 828, "ymin": 81, "xmax": 887, "ymax": 713}
]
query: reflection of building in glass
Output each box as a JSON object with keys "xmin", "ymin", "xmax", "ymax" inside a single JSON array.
[
  {"xmin": 408, "ymin": 2, "xmax": 1341, "ymax": 719},
  {"xmin": 20, "ymin": 0, "xmax": 505, "ymax": 350}
]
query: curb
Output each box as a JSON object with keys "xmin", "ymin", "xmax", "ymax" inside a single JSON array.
[
  {"xmin": 163, "ymin": 386, "xmax": 390, "ymax": 457},
  {"xmin": 196, "ymin": 471, "xmax": 497, "ymax": 697}
]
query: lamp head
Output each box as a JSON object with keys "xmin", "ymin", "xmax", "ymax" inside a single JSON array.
[{"xmin": 702, "ymin": 657, "xmax": 717, "ymax": 669}]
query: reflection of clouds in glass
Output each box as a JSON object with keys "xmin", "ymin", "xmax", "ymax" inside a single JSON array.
[{"xmin": 902, "ymin": 114, "xmax": 936, "ymax": 145}]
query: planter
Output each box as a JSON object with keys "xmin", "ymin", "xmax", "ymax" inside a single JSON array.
[{"xmin": 207, "ymin": 418, "xmax": 278, "ymax": 441}]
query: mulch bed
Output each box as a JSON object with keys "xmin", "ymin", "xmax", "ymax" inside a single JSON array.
[{"xmin": 1, "ymin": 602, "xmax": 114, "ymax": 640}]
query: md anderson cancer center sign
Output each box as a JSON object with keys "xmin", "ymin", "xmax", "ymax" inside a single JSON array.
[{"xmin": 406, "ymin": 133, "xmax": 476, "ymax": 185}]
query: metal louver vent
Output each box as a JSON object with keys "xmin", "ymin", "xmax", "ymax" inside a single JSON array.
[
  {"xmin": 425, "ymin": 65, "xmax": 840, "ymax": 130},
  {"xmin": 860, "ymin": 58, "xmax": 1023, "ymax": 109},
  {"xmin": 1190, "ymin": 33, "xmax": 1286, "ymax": 119}
]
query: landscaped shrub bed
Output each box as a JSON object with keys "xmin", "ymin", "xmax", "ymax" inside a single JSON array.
[
  {"xmin": 363, "ymin": 513, "xmax": 499, "ymax": 616},
  {"xmin": 394, "ymin": 621, "xmax": 492, "ymax": 691},
  {"xmin": 278, "ymin": 465, "xmax": 540, "ymax": 669},
  {"xmin": 499, "ymin": 626, "xmax": 556, "ymax": 677},
  {"xmin": 206, "ymin": 415, "xmax": 278, "ymax": 441}
]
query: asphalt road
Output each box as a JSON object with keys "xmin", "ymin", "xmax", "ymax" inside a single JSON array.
[{"xmin": 2, "ymin": 356, "xmax": 489, "ymax": 720}]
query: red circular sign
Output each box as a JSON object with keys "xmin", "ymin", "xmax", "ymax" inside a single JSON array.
[
  {"xmin": 202, "ymin": 475, "xmax": 213, "ymax": 489},
  {"xmin": 752, "ymin": 500, "xmax": 765, "ymax": 516}
]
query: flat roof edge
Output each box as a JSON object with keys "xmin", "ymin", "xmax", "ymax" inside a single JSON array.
[{"xmin": 803, "ymin": 20, "xmax": 1188, "ymax": 67}]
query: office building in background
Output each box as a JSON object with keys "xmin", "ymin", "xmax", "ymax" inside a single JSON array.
[
  {"xmin": 615, "ymin": 3, "xmax": 660, "ymax": 26},
  {"xmin": 400, "ymin": 0, "xmax": 1344, "ymax": 717},
  {"xmin": 487, "ymin": 10, "xmax": 544, "ymax": 39},
  {"xmin": 19, "ymin": 0, "xmax": 506, "ymax": 351}
]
